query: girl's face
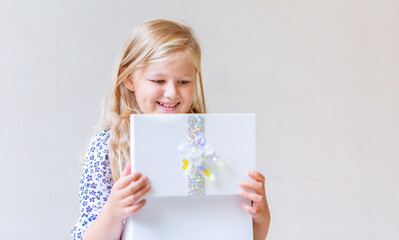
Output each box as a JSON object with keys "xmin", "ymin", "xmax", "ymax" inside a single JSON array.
[{"xmin": 125, "ymin": 55, "xmax": 196, "ymax": 114}]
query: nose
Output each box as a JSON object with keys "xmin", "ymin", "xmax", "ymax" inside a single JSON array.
[{"xmin": 164, "ymin": 81, "xmax": 178, "ymax": 99}]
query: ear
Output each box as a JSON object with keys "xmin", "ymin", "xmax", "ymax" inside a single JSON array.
[
  {"xmin": 123, "ymin": 75, "xmax": 135, "ymax": 92},
  {"xmin": 120, "ymin": 67, "xmax": 135, "ymax": 92}
]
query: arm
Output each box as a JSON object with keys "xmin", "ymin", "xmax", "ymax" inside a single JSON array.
[
  {"xmin": 71, "ymin": 132, "xmax": 115, "ymax": 239},
  {"xmin": 83, "ymin": 163, "xmax": 150, "ymax": 240},
  {"xmin": 71, "ymin": 131, "xmax": 151, "ymax": 240},
  {"xmin": 239, "ymin": 170, "xmax": 271, "ymax": 240}
]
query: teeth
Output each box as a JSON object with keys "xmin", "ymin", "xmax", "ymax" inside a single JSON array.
[{"xmin": 159, "ymin": 102, "xmax": 178, "ymax": 108}]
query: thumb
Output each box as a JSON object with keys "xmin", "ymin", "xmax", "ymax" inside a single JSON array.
[{"xmin": 122, "ymin": 162, "xmax": 131, "ymax": 177}]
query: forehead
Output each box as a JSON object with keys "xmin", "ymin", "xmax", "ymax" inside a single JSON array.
[{"xmin": 141, "ymin": 53, "xmax": 196, "ymax": 77}]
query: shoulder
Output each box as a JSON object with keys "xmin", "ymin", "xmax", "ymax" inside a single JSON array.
[
  {"xmin": 83, "ymin": 130, "xmax": 112, "ymax": 164},
  {"xmin": 89, "ymin": 129, "xmax": 112, "ymax": 147},
  {"xmin": 86, "ymin": 130, "xmax": 112, "ymax": 153}
]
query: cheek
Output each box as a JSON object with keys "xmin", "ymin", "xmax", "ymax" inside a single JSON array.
[
  {"xmin": 134, "ymin": 87, "xmax": 163, "ymax": 114},
  {"xmin": 182, "ymin": 86, "xmax": 195, "ymax": 105},
  {"xmin": 147, "ymin": 88, "xmax": 164, "ymax": 101},
  {"xmin": 136, "ymin": 85, "xmax": 163, "ymax": 103}
]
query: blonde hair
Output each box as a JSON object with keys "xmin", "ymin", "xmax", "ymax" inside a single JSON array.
[{"xmin": 98, "ymin": 19, "xmax": 206, "ymax": 182}]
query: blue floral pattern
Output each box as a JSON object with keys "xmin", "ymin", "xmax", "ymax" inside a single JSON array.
[{"xmin": 71, "ymin": 130, "xmax": 113, "ymax": 239}]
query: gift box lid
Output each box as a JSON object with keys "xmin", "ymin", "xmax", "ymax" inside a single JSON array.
[{"xmin": 130, "ymin": 113, "xmax": 256, "ymax": 197}]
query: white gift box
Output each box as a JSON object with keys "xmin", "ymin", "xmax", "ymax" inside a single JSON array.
[{"xmin": 122, "ymin": 113, "xmax": 256, "ymax": 240}]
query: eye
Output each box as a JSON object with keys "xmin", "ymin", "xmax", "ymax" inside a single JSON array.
[
  {"xmin": 178, "ymin": 80, "xmax": 191, "ymax": 85},
  {"xmin": 150, "ymin": 80, "xmax": 165, "ymax": 84}
]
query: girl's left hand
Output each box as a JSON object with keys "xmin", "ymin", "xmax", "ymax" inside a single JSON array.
[{"xmin": 239, "ymin": 170, "xmax": 271, "ymax": 239}]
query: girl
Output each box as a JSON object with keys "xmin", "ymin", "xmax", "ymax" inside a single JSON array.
[{"xmin": 71, "ymin": 19, "xmax": 271, "ymax": 240}]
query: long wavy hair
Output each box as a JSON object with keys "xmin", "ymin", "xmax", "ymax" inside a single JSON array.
[{"xmin": 97, "ymin": 19, "xmax": 206, "ymax": 182}]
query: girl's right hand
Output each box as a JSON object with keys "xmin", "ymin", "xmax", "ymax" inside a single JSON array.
[{"xmin": 102, "ymin": 162, "xmax": 151, "ymax": 222}]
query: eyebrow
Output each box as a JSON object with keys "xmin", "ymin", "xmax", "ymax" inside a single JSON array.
[{"xmin": 148, "ymin": 73, "xmax": 195, "ymax": 78}]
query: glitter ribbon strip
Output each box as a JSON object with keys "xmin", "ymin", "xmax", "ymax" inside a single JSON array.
[{"xmin": 178, "ymin": 115, "xmax": 218, "ymax": 196}]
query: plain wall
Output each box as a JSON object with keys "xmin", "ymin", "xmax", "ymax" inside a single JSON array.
[{"xmin": 0, "ymin": 0, "xmax": 398, "ymax": 239}]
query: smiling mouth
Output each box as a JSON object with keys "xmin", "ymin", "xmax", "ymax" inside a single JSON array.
[{"xmin": 157, "ymin": 101, "xmax": 180, "ymax": 108}]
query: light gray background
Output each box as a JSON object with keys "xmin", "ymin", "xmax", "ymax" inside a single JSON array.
[{"xmin": 0, "ymin": 0, "xmax": 398, "ymax": 239}]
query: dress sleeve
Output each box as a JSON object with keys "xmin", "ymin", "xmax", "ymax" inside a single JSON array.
[{"xmin": 71, "ymin": 130, "xmax": 114, "ymax": 240}]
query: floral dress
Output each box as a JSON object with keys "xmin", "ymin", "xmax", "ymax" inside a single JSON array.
[{"xmin": 71, "ymin": 130, "xmax": 113, "ymax": 239}]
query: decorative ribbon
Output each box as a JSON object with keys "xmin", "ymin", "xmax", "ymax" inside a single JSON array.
[{"xmin": 177, "ymin": 115, "xmax": 218, "ymax": 196}]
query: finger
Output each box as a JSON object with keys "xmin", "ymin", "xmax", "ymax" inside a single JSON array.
[
  {"xmin": 115, "ymin": 171, "xmax": 142, "ymax": 190},
  {"xmin": 122, "ymin": 184, "xmax": 151, "ymax": 206},
  {"xmin": 241, "ymin": 203, "xmax": 258, "ymax": 216},
  {"xmin": 120, "ymin": 175, "xmax": 149, "ymax": 197},
  {"xmin": 125, "ymin": 199, "xmax": 147, "ymax": 215},
  {"xmin": 239, "ymin": 179, "xmax": 264, "ymax": 193},
  {"xmin": 122, "ymin": 162, "xmax": 132, "ymax": 177},
  {"xmin": 248, "ymin": 170, "xmax": 265, "ymax": 182},
  {"xmin": 240, "ymin": 190, "xmax": 263, "ymax": 203}
]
